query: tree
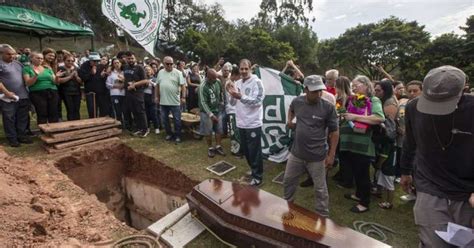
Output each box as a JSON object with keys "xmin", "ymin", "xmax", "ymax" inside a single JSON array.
[
  {"xmin": 459, "ymin": 15, "xmax": 474, "ymax": 84},
  {"xmin": 273, "ymin": 24, "xmax": 319, "ymax": 73},
  {"xmin": 233, "ymin": 28, "xmax": 296, "ymax": 68},
  {"xmin": 422, "ymin": 33, "xmax": 464, "ymax": 73},
  {"xmin": 178, "ymin": 29, "xmax": 211, "ymax": 61},
  {"xmin": 318, "ymin": 16, "xmax": 430, "ymax": 81},
  {"xmin": 252, "ymin": 0, "xmax": 314, "ymax": 31}
]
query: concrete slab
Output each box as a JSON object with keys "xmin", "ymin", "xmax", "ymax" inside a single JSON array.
[{"xmin": 147, "ymin": 203, "xmax": 205, "ymax": 247}]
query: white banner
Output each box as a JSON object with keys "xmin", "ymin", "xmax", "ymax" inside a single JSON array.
[{"xmin": 102, "ymin": 0, "xmax": 164, "ymax": 56}]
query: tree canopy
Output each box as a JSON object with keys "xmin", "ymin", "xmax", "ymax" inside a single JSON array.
[{"xmin": 9, "ymin": 0, "xmax": 473, "ymax": 84}]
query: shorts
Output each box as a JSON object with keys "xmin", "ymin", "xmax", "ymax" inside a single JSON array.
[
  {"xmin": 199, "ymin": 112, "xmax": 223, "ymax": 136},
  {"xmin": 377, "ymin": 171, "xmax": 395, "ymax": 191}
]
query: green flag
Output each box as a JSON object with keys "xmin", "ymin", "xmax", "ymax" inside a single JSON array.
[{"xmin": 257, "ymin": 67, "xmax": 303, "ymax": 163}]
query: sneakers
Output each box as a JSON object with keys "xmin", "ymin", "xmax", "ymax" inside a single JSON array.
[
  {"xmin": 155, "ymin": 128, "xmax": 160, "ymax": 134},
  {"xmin": 215, "ymin": 146, "xmax": 226, "ymax": 156},
  {"xmin": 165, "ymin": 135, "xmax": 173, "ymax": 141},
  {"xmin": 249, "ymin": 178, "xmax": 262, "ymax": 187},
  {"xmin": 139, "ymin": 129, "xmax": 149, "ymax": 138},
  {"xmin": 132, "ymin": 130, "xmax": 142, "ymax": 136},
  {"xmin": 299, "ymin": 177, "xmax": 314, "ymax": 188},
  {"xmin": 394, "ymin": 177, "xmax": 401, "ymax": 184},
  {"xmin": 175, "ymin": 137, "xmax": 182, "ymax": 144},
  {"xmin": 208, "ymin": 148, "xmax": 216, "ymax": 158},
  {"xmin": 400, "ymin": 193, "xmax": 417, "ymax": 202}
]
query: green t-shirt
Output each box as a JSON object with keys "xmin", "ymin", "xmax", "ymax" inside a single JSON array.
[
  {"xmin": 23, "ymin": 66, "xmax": 57, "ymax": 92},
  {"xmin": 339, "ymin": 96, "xmax": 385, "ymax": 157},
  {"xmin": 19, "ymin": 54, "xmax": 30, "ymax": 66},
  {"xmin": 198, "ymin": 80, "xmax": 222, "ymax": 115},
  {"xmin": 157, "ymin": 68, "xmax": 185, "ymax": 106}
]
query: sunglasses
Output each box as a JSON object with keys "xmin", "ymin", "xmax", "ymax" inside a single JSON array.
[
  {"xmin": 240, "ymin": 68, "xmax": 249, "ymax": 71},
  {"xmin": 165, "ymin": 63, "xmax": 173, "ymax": 66}
]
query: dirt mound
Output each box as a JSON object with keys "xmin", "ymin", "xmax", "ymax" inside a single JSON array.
[{"xmin": 0, "ymin": 146, "xmax": 135, "ymax": 246}]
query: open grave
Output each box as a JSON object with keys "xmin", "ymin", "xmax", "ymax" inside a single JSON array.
[{"xmin": 56, "ymin": 144, "xmax": 198, "ymax": 230}]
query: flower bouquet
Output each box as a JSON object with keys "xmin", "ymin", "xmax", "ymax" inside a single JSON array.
[
  {"xmin": 347, "ymin": 94, "xmax": 372, "ymax": 133},
  {"xmin": 336, "ymin": 101, "xmax": 346, "ymax": 125}
]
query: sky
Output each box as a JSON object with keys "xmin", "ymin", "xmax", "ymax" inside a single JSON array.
[{"xmin": 199, "ymin": 0, "xmax": 474, "ymax": 40}]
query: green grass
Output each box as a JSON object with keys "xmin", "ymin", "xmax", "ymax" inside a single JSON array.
[{"xmin": 0, "ymin": 101, "xmax": 418, "ymax": 248}]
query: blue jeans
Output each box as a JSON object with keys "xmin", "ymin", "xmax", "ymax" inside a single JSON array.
[
  {"xmin": 1, "ymin": 99, "xmax": 30, "ymax": 143},
  {"xmin": 160, "ymin": 105, "xmax": 181, "ymax": 139},
  {"xmin": 145, "ymin": 94, "xmax": 160, "ymax": 129}
]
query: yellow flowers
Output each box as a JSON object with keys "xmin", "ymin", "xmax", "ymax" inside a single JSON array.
[{"xmin": 356, "ymin": 94, "xmax": 365, "ymax": 100}]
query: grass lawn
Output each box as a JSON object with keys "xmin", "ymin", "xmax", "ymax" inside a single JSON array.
[{"xmin": 0, "ymin": 102, "xmax": 418, "ymax": 248}]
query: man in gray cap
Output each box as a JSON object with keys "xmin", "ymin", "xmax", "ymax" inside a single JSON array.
[
  {"xmin": 283, "ymin": 75, "xmax": 339, "ymax": 217},
  {"xmin": 400, "ymin": 65, "xmax": 474, "ymax": 247}
]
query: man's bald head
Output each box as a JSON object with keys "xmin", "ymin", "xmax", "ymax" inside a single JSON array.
[
  {"xmin": 207, "ymin": 69, "xmax": 218, "ymax": 81},
  {"xmin": 163, "ymin": 56, "xmax": 174, "ymax": 72}
]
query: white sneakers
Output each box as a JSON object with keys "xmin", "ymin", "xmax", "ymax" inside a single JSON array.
[
  {"xmin": 155, "ymin": 128, "xmax": 160, "ymax": 134},
  {"xmin": 400, "ymin": 193, "xmax": 417, "ymax": 202}
]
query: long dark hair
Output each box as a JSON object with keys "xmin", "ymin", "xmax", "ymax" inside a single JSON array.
[{"xmin": 375, "ymin": 79, "xmax": 394, "ymax": 104}]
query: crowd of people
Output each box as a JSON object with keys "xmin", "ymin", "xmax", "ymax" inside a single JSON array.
[{"xmin": 1, "ymin": 44, "xmax": 473, "ymax": 247}]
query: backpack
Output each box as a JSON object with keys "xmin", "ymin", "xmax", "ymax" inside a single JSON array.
[{"xmin": 373, "ymin": 117, "xmax": 397, "ymax": 142}]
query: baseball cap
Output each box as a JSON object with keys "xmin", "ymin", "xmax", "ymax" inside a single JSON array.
[
  {"xmin": 304, "ymin": 75, "xmax": 326, "ymax": 91},
  {"xmin": 417, "ymin": 65, "xmax": 466, "ymax": 115},
  {"xmin": 88, "ymin": 52, "xmax": 101, "ymax": 61}
]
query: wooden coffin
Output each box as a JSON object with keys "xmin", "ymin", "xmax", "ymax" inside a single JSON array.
[{"xmin": 186, "ymin": 179, "xmax": 391, "ymax": 248}]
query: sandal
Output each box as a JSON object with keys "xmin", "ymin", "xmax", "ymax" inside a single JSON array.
[
  {"xmin": 350, "ymin": 204, "xmax": 369, "ymax": 213},
  {"xmin": 378, "ymin": 202, "xmax": 393, "ymax": 210},
  {"xmin": 344, "ymin": 193, "xmax": 361, "ymax": 202}
]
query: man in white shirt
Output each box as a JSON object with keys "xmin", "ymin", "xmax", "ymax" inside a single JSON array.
[{"xmin": 227, "ymin": 59, "xmax": 265, "ymax": 186}]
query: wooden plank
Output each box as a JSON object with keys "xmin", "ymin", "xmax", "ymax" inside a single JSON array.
[
  {"xmin": 41, "ymin": 122, "xmax": 121, "ymax": 144},
  {"xmin": 38, "ymin": 117, "xmax": 116, "ymax": 133},
  {"xmin": 50, "ymin": 121, "xmax": 121, "ymax": 139},
  {"xmin": 43, "ymin": 137, "xmax": 121, "ymax": 154},
  {"xmin": 52, "ymin": 128, "xmax": 122, "ymax": 149}
]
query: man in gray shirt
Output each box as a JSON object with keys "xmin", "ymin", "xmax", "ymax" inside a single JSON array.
[
  {"xmin": 0, "ymin": 44, "xmax": 31, "ymax": 147},
  {"xmin": 283, "ymin": 75, "xmax": 339, "ymax": 217}
]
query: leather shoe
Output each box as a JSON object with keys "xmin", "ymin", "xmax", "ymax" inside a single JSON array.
[
  {"xmin": 9, "ymin": 141, "xmax": 20, "ymax": 147},
  {"xmin": 18, "ymin": 136, "xmax": 33, "ymax": 144}
]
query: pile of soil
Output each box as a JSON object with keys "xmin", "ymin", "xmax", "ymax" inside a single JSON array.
[{"xmin": 0, "ymin": 146, "xmax": 135, "ymax": 246}]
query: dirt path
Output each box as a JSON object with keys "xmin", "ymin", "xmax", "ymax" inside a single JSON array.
[{"xmin": 0, "ymin": 146, "xmax": 135, "ymax": 246}]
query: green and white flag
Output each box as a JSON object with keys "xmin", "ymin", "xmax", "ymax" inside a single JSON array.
[
  {"xmin": 256, "ymin": 67, "xmax": 304, "ymax": 163},
  {"xmin": 101, "ymin": 0, "xmax": 164, "ymax": 56}
]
